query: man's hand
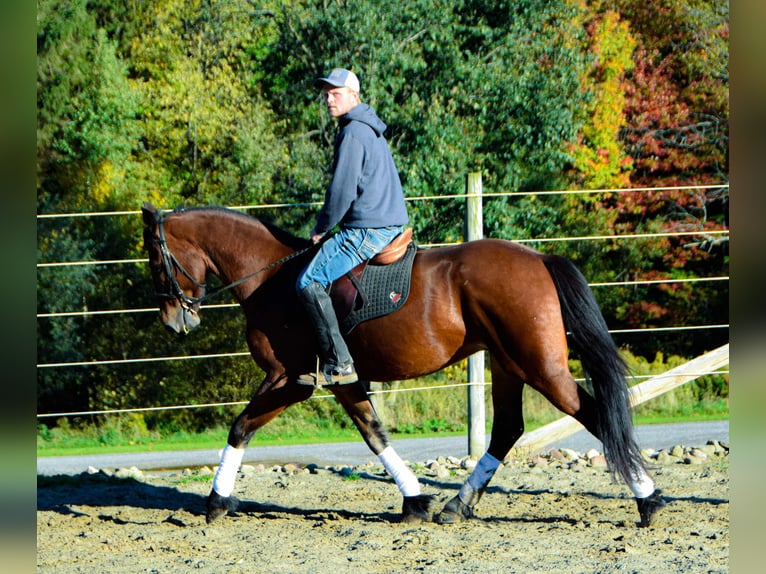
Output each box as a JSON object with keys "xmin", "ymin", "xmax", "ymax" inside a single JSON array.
[{"xmin": 310, "ymin": 227, "xmax": 325, "ymax": 244}]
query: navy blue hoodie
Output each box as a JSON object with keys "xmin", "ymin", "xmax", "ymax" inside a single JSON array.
[{"xmin": 314, "ymin": 104, "xmax": 409, "ymax": 234}]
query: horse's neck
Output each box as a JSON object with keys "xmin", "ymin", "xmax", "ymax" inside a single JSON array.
[{"xmin": 184, "ymin": 212, "xmax": 297, "ymax": 299}]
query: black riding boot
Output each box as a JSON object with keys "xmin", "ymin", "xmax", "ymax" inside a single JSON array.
[{"xmin": 297, "ymin": 281, "xmax": 358, "ymax": 386}]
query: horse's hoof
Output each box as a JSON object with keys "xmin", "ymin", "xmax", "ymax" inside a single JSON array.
[
  {"xmin": 206, "ymin": 490, "xmax": 240, "ymax": 524},
  {"xmin": 636, "ymin": 489, "xmax": 667, "ymax": 527},
  {"xmin": 434, "ymin": 494, "xmax": 475, "ymax": 524},
  {"xmin": 401, "ymin": 494, "xmax": 435, "ymax": 523}
]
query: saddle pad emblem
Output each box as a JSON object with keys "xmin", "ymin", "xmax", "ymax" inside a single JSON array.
[{"xmin": 389, "ymin": 291, "xmax": 402, "ymax": 305}]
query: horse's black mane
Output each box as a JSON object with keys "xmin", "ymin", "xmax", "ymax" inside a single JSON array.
[{"xmin": 170, "ymin": 205, "xmax": 311, "ymax": 250}]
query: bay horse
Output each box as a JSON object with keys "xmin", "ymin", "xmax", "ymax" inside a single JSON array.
[{"xmin": 141, "ymin": 203, "xmax": 666, "ymax": 527}]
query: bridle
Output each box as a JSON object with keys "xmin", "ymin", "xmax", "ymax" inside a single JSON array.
[
  {"xmin": 153, "ymin": 216, "xmax": 207, "ymax": 311},
  {"xmin": 151, "ymin": 212, "xmax": 315, "ymax": 310}
]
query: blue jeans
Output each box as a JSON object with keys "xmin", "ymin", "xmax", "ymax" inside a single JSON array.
[{"xmin": 296, "ymin": 226, "xmax": 404, "ymax": 291}]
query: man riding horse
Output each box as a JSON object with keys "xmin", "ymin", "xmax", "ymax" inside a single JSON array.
[{"xmin": 297, "ymin": 67, "xmax": 409, "ymax": 387}]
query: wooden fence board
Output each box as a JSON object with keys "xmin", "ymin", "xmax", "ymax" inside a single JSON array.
[{"xmin": 512, "ymin": 344, "xmax": 729, "ymax": 455}]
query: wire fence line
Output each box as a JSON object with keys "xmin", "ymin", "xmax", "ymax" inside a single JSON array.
[
  {"xmin": 35, "ymin": 324, "xmax": 730, "ymax": 370},
  {"xmin": 36, "ymin": 229, "xmax": 731, "ymax": 269},
  {"xmin": 36, "ymin": 369, "xmax": 730, "ymax": 420},
  {"xmin": 35, "ymin": 183, "xmax": 729, "ymax": 220},
  {"xmin": 37, "ymin": 184, "xmax": 729, "ymax": 419},
  {"xmin": 36, "ymin": 277, "xmax": 730, "ymax": 319}
]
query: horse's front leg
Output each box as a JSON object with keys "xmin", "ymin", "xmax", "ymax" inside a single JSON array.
[
  {"xmin": 206, "ymin": 377, "xmax": 314, "ymax": 523},
  {"xmin": 332, "ymin": 382, "xmax": 434, "ymax": 523},
  {"xmin": 435, "ymin": 372, "xmax": 525, "ymax": 524}
]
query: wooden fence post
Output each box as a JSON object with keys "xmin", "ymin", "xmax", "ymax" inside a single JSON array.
[{"xmin": 465, "ymin": 172, "xmax": 486, "ymax": 459}]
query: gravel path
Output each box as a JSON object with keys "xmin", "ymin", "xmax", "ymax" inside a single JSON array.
[
  {"xmin": 37, "ymin": 420, "xmax": 729, "ymax": 475},
  {"xmin": 37, "ymin": 431, "xmax": 729, "ymax": 573}
]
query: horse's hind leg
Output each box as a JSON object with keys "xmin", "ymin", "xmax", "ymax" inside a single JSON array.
[
  {"xmin": 435, "ymin": 365, "xmax": 525, "ymax": 524},
  {"xmin": 206, "ymin": 379, "xmax": 313, "ymax": 523},
  {"xmin": 332, "ymin": 382, "xmax": 434, "ymax": 523},
  {"xmin": 530, "ymin": 367, "xmax": 665, "ymax": 526}
]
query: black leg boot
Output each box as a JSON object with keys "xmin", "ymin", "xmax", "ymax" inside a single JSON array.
[{"xmin": 297, "ymin": 282, "xmax": 358, "ymax": 386}]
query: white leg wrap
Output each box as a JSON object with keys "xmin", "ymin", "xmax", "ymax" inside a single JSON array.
[
  {"xmin": 627, "ymin": 466, "xmax": 655, "ymax": 498},
  {"xmin": 378, "ymin": 446, "xmax": 421, "ymax": 497},
  {"xmin": 212, "ymin": 444, "xmax": 245, "ymax": 498}
]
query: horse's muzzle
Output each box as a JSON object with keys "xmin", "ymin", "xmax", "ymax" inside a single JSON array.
[{"xmin": 162, "ymin": 305, "xmax": 201, "ymax": 335}]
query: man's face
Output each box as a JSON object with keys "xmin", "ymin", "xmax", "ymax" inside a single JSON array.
[{"xmin": 322, "ymin": 86, "xmax": 358, "ymax": 117}]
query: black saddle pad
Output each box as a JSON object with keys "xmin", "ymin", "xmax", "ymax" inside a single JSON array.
[{"xmin": 338, "ymin": 242, "xmax": 418, "ymax": 334}]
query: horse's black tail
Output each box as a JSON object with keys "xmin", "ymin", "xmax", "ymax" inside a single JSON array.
[{"xmin": 542, "ymin": 254, "xmax": 643, "ymax": 487}]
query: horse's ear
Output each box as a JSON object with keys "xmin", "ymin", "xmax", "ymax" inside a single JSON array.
[{"xmin": 142, "ymin": 202, "xmax": 158, "ymax": 227}]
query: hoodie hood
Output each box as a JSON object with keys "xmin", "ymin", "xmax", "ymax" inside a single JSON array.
[{"xmin": 343, "ymin": 104, "xmax": 387, "ymax": 136}]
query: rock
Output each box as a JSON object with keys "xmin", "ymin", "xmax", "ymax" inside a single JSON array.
[
  {"xmin": 655, "ymin": 451, "xmax": 673, "ymax": 465},
  {"xmin": 585, "ymin": 448, "xmax": 601, "ymax": 460},
  {"xmin": 699, "ymin": 444, "xmax": 717, "ymax": 457},
  {"xmin": 589, "ymin": 455, "xmax": 608, "ymax": 468},
  {"xmin": 549, "ymin": 449, "xmax": 566, "ymax": 462},
  {"xmin": 569, "ymin": 460, "xmax": 587, "ymax": 471},
  {"xmin": 435, "ymin": 465, "xmax": 450, "ymax": 479},
  {"xmin": 689, "ymin": 448, "xmax": 708, "ymax": 460},
  {"xmin": 684, "ymin": 453, "xmax": 706, "ymax": 465},
  {"xmin": 529, "ymin": 455, "xmax": 548, "ymax": 468},
  {"xmin": 115, "ymin": 466, "xmax": 144, "ymax": 481},
  {"xmin": 641, "ymin": 448, "xmax": 658, "ymax": 460},
  {"xmin": 670, "ymin": 445, "xmax": 685, "ymax": 458},
  {"xmin": 561, "ymin": 448, "xmax": 580, "ymax": 461}
]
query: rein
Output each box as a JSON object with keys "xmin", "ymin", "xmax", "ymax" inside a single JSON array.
[{"xmin": 154, "ymin": 214, "xmax": 314, "ymax": 308}]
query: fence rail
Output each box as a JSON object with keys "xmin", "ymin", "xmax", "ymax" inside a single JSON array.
[{"xmin": 514, "ymin": 345, "xmax": 730, "ymax": 452}]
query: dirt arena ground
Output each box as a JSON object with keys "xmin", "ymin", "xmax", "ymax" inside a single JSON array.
[{"xmin": 37, "ymin": 443, "xmax": 728, "ymax": 573}]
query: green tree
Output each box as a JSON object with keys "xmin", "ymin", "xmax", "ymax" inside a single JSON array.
[
  {"xmin": 37, "ymin": 0, "xmax": 142, "ymax": 416},
  {"xmin": 125, "ymin": 0, "xmax": 285, "ymax": 206},
  {"xmin": 259, "ymin": 0, "xmax": 591, "ymax": 242},
  {"xmin": 37, "ymin": 0, "xmax": 139, "ymax": 213}
]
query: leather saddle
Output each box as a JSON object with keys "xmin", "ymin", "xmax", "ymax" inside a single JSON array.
[
  {"xmin": 368, "ymin": 227, "xmax": 413, "ymax": 265},
  {"xmin": 330, "ymin": 228, "xmax": 416, "ymax": 333}
]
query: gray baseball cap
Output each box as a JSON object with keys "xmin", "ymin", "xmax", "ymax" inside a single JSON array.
[{"xmin": 314, "ymin": 68, "xmax": 360, "ymax": 93}]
